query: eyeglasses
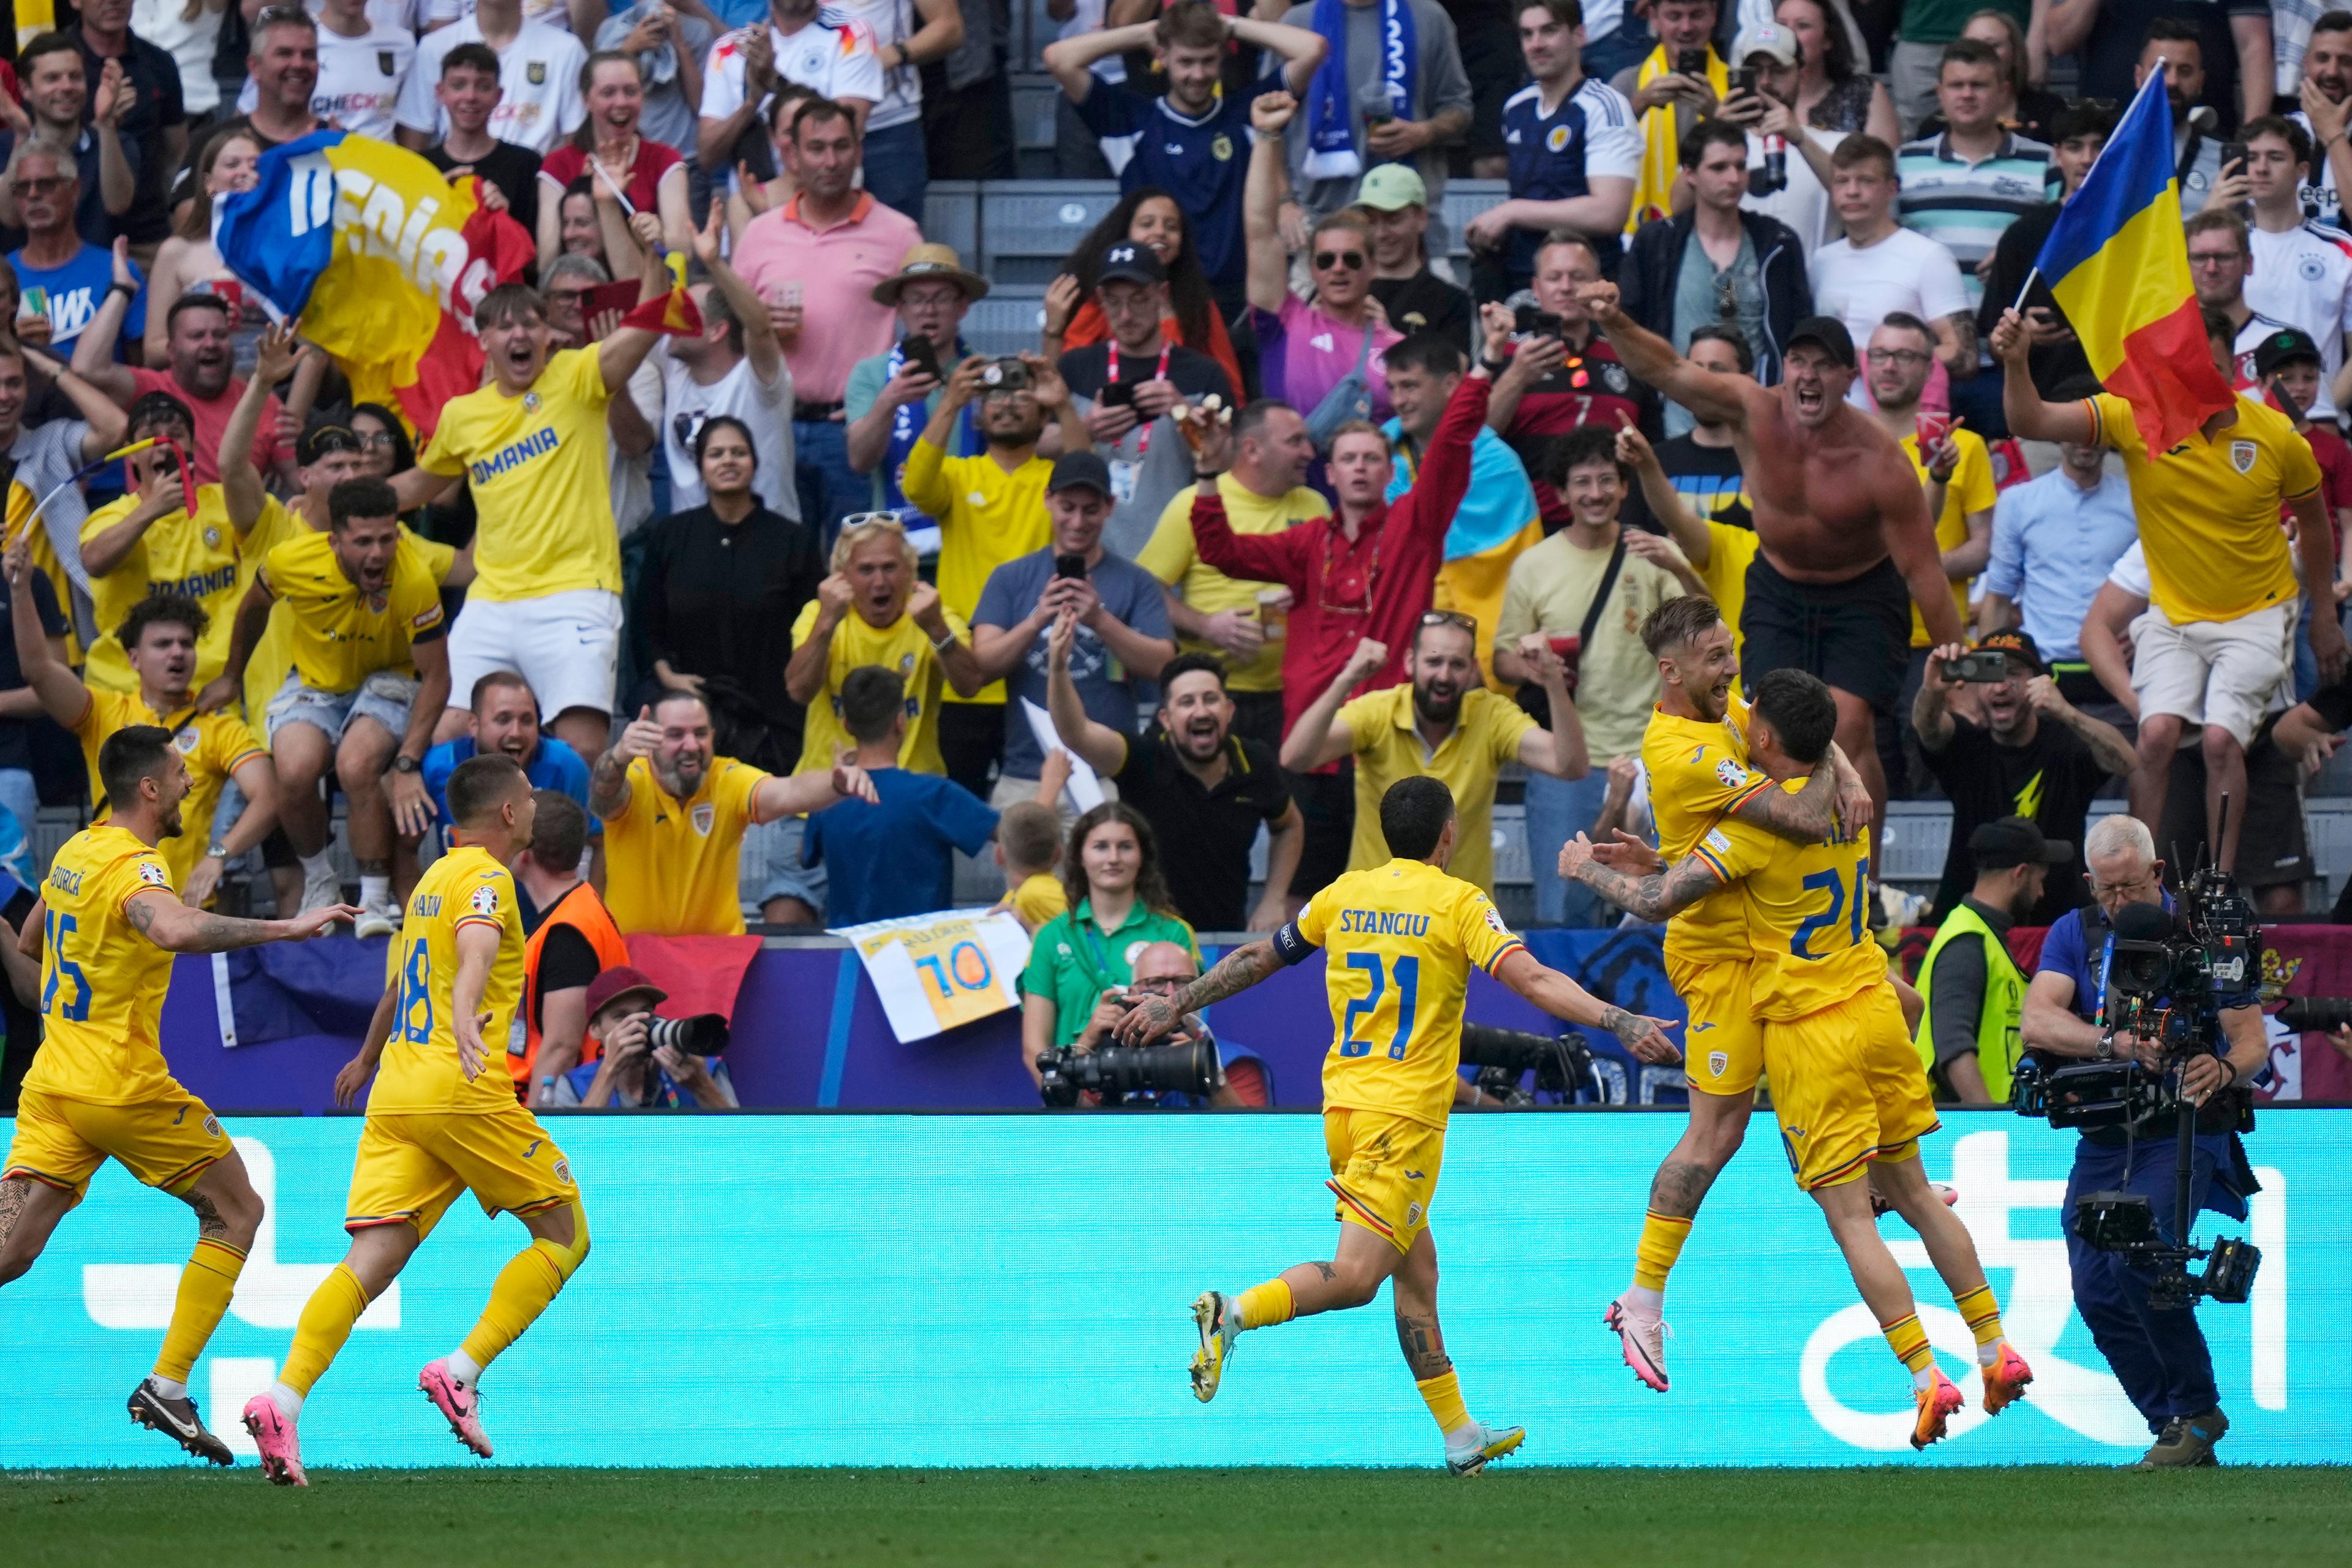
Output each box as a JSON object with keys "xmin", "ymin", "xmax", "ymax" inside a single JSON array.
[
  {"xmin": 9, "ymin": 175, "xmax": 66, "ymax": 195},
  {"xmin": 1714, "ymin": 274, "xmax": 1742, "ymax": 322},
  {"xmin": 1419, "ymin": 610, "xmax": 1477, "ymax": 631},
  {"xmin": 1869, "ymin": 347, "xmax": 1932, "ymax": 367},
  {"xmin": 1129, "ymin": 975, "xmax": 1189, "ymax": 993},
  {"xmin": 547, "ymin": 285, "xmax": 595, "ymax": 302},
  {"xmin": 353, "ymin": 429, "xmax": 398, "ymax": 448},
  {"xmin": 837, "ymin": 511, "xmax": 910, "ymax": 533},
  {"xmin": 1313, "ymin": 249, "xmax": 1366, "ymax": 271},
  {"xmin": 2187, "ymin": 251, "xmax": 2245, "ymax": 270}
]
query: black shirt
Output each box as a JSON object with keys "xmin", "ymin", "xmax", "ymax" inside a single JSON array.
[
  {"xmin": 2081, "ymin": 0, "xmax": 2264, "ymax": 135},
  {"xmin": 1371, "ymin": 268, "xmax": 1475, "ymax": 344},
  {"xmin": 72, "ymin": 27, "xmax": 184, "ymax": 246},
  {"xmin": 1621, "ymin": 432, "xmax": 1747, "ymax": 535},
  {"xmin": 1977, "ymin": 202, "xmax": 2093, "ymax": 398},
  {"xmin": 1923, "ymin": 714, "xmax": 2108, "ymax": 925},
  {"xmin": 1056, "ymin": 339, "xmax": 1235, "ymax": 407},
  {"xmin": 0, "ymin": 568, "xmax": 64, "ymax": 776},
  {"xmin": 424, "ymin": 141, "xmax": 543, "ymax": 243},
  {"xmin": 1112, "ymin": 728, "xmax": 1292, "ymax": 932},
  {"xmin": 639, "ymin": 503, "xmax": 824, "ymax": 770}
]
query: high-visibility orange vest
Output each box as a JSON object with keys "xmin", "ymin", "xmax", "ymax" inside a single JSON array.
[{"xmin": 514, "ymin": 881, "xmax": 631, "ymax": 1091}]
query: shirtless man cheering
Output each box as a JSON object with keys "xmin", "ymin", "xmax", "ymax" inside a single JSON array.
[{"xmin": 1578, "ymin": 287, "xmax": 1966, "ymax": 815}]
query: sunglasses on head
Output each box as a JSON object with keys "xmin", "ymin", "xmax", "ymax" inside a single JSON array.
[{"xmin": 1313, "ymin": 248, "xmax": 1366, "ymax": 271}]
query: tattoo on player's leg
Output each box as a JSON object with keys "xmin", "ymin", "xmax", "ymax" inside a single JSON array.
[
  {"xmin": 183, "ymin": 1188, "xmax": 228, "ymax": 1240},
  {"xmin": 1649, "ymin": 1159, "xmax": 1714, "ymax": 1218},
  {"xmin": 0, "ymin": 1177, "xmax": 27, "ymax": 1253},
  {"xmin": 1313, "ymin": 1261, "xmax": 1338, "ymax": 1283},
  {"xmin": 1394, "ymin": 1313, "xmax": 1449, "ymax": 1380}
]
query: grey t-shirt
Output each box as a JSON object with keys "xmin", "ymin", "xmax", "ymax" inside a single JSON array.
[
  {"xmin": 595, "ymin": 4, "xmax": 715, "ymax": 162},
  {"xmin": 973, "ymin": 548, "xmax": 1175, "ymax": 778},
  {"xmin": 1276, "ymin": 0, "xmax": 1473, "ymax": 241}
]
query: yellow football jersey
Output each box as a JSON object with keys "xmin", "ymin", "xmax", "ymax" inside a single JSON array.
[
  {"xmin": 1643, "ymin": 695, "xmax": 1774, "ymax": 964},
  {"xmin": 80, "ymin": 488, "xmax": 285, "ymax": 696},
  {"xmin": 20, "ymin": 825, "xmax": 181, "ymax": 1106},
  {"xmin": 371, "ymin": 845, "xmax": 527, "ymax": 1116},
  {"xmin": 419, "ymin": 347, "xmax": 622, "ymax": 603},
  {"xmin": 600, "ymin": 755, "xmax": 769, "ymax": 936},
  {"xmin": 72, "ymin": 691, "xmax": 265, "ymax": 889},
  {"xmin": 1294, "ymin": 858, "xmax": 1525, "ymax": 1129},
  {"xmin": 263, "ymin": 528, "xmax": 448, "ymax": 692},
  {"xmin": 1697, "ymin": 780, "xmax": 1880, "ymax": 1020}
]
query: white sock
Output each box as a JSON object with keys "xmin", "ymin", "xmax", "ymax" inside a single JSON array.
[
  {"xmin": 1977, "ymin": 1338, "xmax": 2003, "ymax": 1367},
  {"xmin": 146, "ymin": 1374, "xmax": 187, "ymax": 1400},
  {"xmin": 298, "ymin": 851, "xmax": 334, "ymax": 880},
  {"xmin": 359, "ymin": 874, "xmax": 390, "ymax": 908},
  {"xmin": 445, "ymin": 1349, "xmax": 483, "ymax": 1389},
  {"xmin": 1626, "ymin": 1284, "xmax": 1664, "ymax": 1313},
  {"xmin": 1443, "ymin": 1419, "xmax": 1483, "ymax": 1453},
  {"xmin": 266, "ymin": 1381, "xmax": 303, "ymax": 1419},
  {"xmin": 1912, "ymin": 1366, "xmax": 1937, "ymax": 1391}
]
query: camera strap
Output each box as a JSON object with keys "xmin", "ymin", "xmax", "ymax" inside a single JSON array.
[
  {"xmin": 1074, "ymin": 912, "xmax": 1125, "ymax": 1000},
  {"xmin": 1518, "ymin": 537, "xmax": 1624, "ymax": 723}
]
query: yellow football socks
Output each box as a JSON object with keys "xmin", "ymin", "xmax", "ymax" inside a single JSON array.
[
  {"xmin": 1235, "ymin": 1279, "xmax": 1294, "ymax": 1331},
  {"xmin": 1633, "ymin": 1210, "xmax": 1693, "ymax": 1292},
  {"xmin": 153, "ymin": 1237, "xmax": 248, "ymax": 1384},
  {"xmin": 281, "ymin": 1263, "xmax": 371, "ymax": 1398},
  {"xmin": 457, "ymin": 1207, "xmax": 589, "ymax": 1374},
  {"xmin": 1416, "ymin": 1370, "xmax": 1470, "ymax": 1436},
  {"xmin": 1880, "ymin": 1311, "xmax": 1936, "ymax": 1375},
  {"xmin": 1954, "ymin": 1284, "xmax": 2006, "ymax": 1363}
]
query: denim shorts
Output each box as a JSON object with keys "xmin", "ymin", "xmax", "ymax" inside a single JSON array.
[{"xmin": 265, "ymin": 668, "xmax": 420, "ymax": 745}]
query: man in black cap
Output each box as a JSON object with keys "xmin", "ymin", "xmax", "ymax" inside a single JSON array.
[
  {"xmin": 1057, "ymin": 242, "xmax": 1237, "ymax": 561},
  {"xmin": 1911, "ymin": 815, "xmax": 2071, "ymax": 1104},
  {"xmin": 1915, "ymin": 628, "xmax": 2136, "ymax": 925},
  {"xmin": 970, "ymin": 451, "xmax": 1180, "ymax": 807},
  {"xmin": 1575, "ymin": 278, "xmax": 1967, "ymax": 827}
]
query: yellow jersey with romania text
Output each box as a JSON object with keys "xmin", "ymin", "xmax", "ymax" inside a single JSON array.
[
  {"xmin": 1293, "ymin": 858, "xmax": 1526, "ymax": 1129},
  {"xmin": 263, "ymin": 528, "xmax": 448, "ymax": 692},
  {"xmin": 371, "ymin": 845, "xmax": 526, "ymax": 1115},
  {"xmin": 74, "ymin": 691, "xmax": 265, "ymax": 891},
  {"xmin": 419, "ymin": 347, "xmax": 622, "ymax": 603},
  {"xmin": 21, "ymin": 825, "xmax": 180, "ymax": 1106},
  {"xmin": 1694, "ymin": 780, "xmax": 1880, "ymax": 1020},
  {"xmin": 1643, "ymin": 695, "xmax": 1774, "ymax": 963}
]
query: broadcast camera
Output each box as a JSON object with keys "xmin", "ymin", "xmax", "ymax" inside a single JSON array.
[
  {"xmin": 2009, "ymin": 842, "xmax": 2261, "ymax": 1310},
  {"xmin": 1458, "ymin": 1024, "xmax": 1607, "ymax": 1106}
]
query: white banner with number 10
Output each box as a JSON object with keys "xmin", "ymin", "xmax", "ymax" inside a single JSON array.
[{"xmin": 831, "ymin": 909, "xmax": 1035, "ymax": 1042}]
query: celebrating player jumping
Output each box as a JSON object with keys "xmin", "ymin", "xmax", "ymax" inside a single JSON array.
[{"xmin": 1117, "ymin": 775, "xmax": 1681, "ymax": 1473}]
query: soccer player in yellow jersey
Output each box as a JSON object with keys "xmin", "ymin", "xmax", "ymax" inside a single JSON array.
[
  {"xmin": 1601, "ymin": 596, "xmax": 1870, "ymax": 1391},
  {"xmin": 240, "ymin": 755, "xmax": 581, "ymax": 1485},
  {"xmin": 9, "ymin": 547, "xmax": 277, "ymax": 908},
  {"xmin": 0, "ymin": 726, "xmax": 355, "ymax": 1464},
  {"xmin": 1564, "ymin": 669, "xmax": 2034, "ymax": 1450},
  {"xmin": 1117, "ymin": 777, "xmax": 1681, "ymax": 1473},
  {"xmin": 393, "ymin": 242, "xmax": 673, "ymax": 762}
]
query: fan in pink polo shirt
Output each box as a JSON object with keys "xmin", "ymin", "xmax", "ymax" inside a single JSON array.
[{"xmin": 732, "ymin": 97, "xmax": 921, "ymax": 535}]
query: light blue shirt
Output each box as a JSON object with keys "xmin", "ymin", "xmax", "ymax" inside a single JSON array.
[{"xmin": 1980, "ymin": 466, "xmax": 2138, "ymax": 663}]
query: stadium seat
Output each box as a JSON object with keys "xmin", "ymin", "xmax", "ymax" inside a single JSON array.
[
  {"xmin": 1012, "ymin": 77, "xmax": 1063, "ymax": 180},
  {"xmin": 922, "ymin": 181, "xmax": 980, "ymax": 266},
  {"xmin": 977, "ymin": 180, "xmax": 1123, "ymax": 286},
  {"xmin": 1437, "ymin": 179, "xmax": 1510, "ymax": 262},
  {"xmin": 961, "ymin": 285, "xmax": 1050, "ymax": 356}
]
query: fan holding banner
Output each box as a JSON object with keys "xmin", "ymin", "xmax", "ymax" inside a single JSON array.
[{"xmin": 1990, "ymin": 62, "xmax": 2348, "ymax": 875}]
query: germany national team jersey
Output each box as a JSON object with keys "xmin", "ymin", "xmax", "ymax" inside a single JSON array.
[
  {"xmin": 600, "ymin": 755, "xmax": 769, "ymax": 936},
  {"xmin": 80, "ymin": 489, "xmax": 289, "ymax": 695},
  {"xmin": 419, "ymin": 347, "xmax": 622, "ymax": 603},
  {"xmin": 263, "ymin": 527, "xmax": 448, "ymax": 692},
  {"xmin": 1643, "ymin": 695, "xmax": 1774, "ymax": 964},
  {"xmin": 1695, "ymin": 779, "xmax": 1882, "ymax": 1020},
  {"xmin": 72, "ymin": 691, "xmax": 265, "ymax": 889},
  {"xmin": 371, "ymin": 845, "xmax": 526, "ymax": 1116},
  {"xmin": 21, "ymin": 825, "xmax": 181, "ymax": 1106},
  {"xmin": 1289, "ymin": 858, "xmax": 1525, "ymax": 1129}
]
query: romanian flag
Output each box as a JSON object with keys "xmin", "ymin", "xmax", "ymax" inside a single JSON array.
[
  {"xmin": 214, "ymin": 131, "xmax": 535, "ymax": 439},
  {"xmin": 620, "ymin": 285, "xmax": 705, "ymax": 337},
  {"xmin": 2033, "ymin": 66, "xmax": 2233, "ymax": 457}
]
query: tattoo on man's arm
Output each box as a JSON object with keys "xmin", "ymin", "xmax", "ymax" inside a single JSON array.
[
  {"xmin": 1734, "ymin": 768, "xmax": 1833, "ymax": 841},
  {"xmin": 125, "ymin": 899, "xmax": 155, "ymax": 934},
  {"xmin": 1174, "ymin": 940, "xmax": 1279, "ymax": 1014},
  {"xmin": 1578, "ymin": 858, "xmax": 1718, "ymax": 922}
]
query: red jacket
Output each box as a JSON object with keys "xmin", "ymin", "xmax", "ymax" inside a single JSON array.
[{"xmin": 1191, "ymin": 374, "xmax": 1488, "ymax": 739}]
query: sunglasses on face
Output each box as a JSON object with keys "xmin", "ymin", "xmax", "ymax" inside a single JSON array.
[
  {"xmin": 1313, "ymin": 249, "xmax": 1366, "ymax": 271},
  {"xmin": 10, "ymin": 176, "xmax": 65, "ymax": 195}
]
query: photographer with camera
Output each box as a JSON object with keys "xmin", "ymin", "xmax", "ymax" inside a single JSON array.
[
  {"xmin": 550, "ymin": 967, "xmax": 738, "ymax": 1110},
  {"xmin": 1046, "ymin": 941, "xmax": 1265, "ymax": 1108},
  {"xmin": 2018, "ymin": 813, "xmax": 2267, "ymax": 1469}
]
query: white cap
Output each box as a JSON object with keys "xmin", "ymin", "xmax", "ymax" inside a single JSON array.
[{"xmin": 1730, "ymin": 21, "xmax": 1800, "ymax": 67}]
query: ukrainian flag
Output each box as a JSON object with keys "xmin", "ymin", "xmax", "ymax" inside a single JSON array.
[{"xmin": 2033, "ymin": 65, "xmax": 2234, "ymax": 457}]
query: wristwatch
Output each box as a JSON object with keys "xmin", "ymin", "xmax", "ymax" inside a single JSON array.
[
  {"xmin": 205, "ymin": 841, "xmax": 228, "ymax": 861},
  {"xmin": 390, "ymin": 754, "xmax": 421, "ymax": 775}
]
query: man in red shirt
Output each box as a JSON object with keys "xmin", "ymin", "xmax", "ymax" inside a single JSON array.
[
  {"xmin": 1177, "ymin": 305, "xmax": 1511, "ymax": 904},
  {"xmin": 70, "ymin": 271, "xmax": 292, "ymax": 488}
]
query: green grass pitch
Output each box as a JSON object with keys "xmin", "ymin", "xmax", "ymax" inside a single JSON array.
[{"xmin": 6, "ymin": 1466, "xmax": 2348, "ymax": 1566}]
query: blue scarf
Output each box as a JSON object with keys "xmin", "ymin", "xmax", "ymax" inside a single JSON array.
[
  {"xmin": 1303, "ymin": 0, "xmax": 1417, "ymax": 182},
  {"xmin": 883, "ymin": 335, "xmax": 976, "ymax": 518}
]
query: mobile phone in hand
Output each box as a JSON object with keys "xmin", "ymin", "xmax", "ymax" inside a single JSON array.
[
  {"xmin": 902, "ymin": 333, "xmax": 941, "ymax": 381},
  {"xmin": 1676, "ymin": 47, "xmax": 1709, "ymax": 78},
  {"xmin": 1054, "ymin": 552, "xmax": 1089, "ymax": 581},
  {"xmin": 1949, "ymin": 650, "xmax": 2010, "ymax": 683},
  {"xmin": 1098, "ymin": 379, "xmax": 1137, "ymax": 409},
  {"xmin": 1727, "ymin": 66, "xmax": 1757, "ymax": 99}
]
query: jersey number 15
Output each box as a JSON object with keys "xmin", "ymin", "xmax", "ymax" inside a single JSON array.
[{"xmin": 1340, "ymin": 953, "xmax": 1420, "ymax": 1060}]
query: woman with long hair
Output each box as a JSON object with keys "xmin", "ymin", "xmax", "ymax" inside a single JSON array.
[
  {"xmin": 1911, "ymin": 9, "xmax": 2067, "ymax": 144},
  {"xmin": 1044, "ymin": 187, "xmax": 1246, "ymax": 398},
  {"xmin": 1019, "ymin": 801, "xmax": 1202, "ymax": 1092},
  {"xmin": 347, "ymin": 403, "xmax": 417, "ymax": 483},
  {"xmin": 142, "ymin": 125, "xmax": 266, "ymax": 369},
  {"xmin": 1773, "ymin": 0, "xmax": 1899, "ymax": 143},
  {"xmin": 536, "ymin": 50, "xmax": 691, "ymax": 272}
]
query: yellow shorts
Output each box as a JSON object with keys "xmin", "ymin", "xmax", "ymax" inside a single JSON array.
[
  {"xmin": 1762, "ymin": 982, "xmax": 1941, "ymax": 1191},
  {"xmin": 1323, "ymin": 1106, "xmax": 1444, "ymax": 1257},
  {"xmin": 2, "ymin": 1084, "xmax": 232, "ymax": 1202},
  {"xmin": 1668, "ymin": 952, "xmax": 1765, "ymax": 1096},
  {"xmin": 344, "ymin": 1102, "xmax": 576, "ymax": 1238}
]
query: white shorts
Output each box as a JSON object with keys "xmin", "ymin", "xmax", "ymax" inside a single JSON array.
[
  {"xmin": 447, "ymin": 589, "xmax": 622, "ymax": 720},
  {"xmin": 2130, "ymin": 601, "xmax": 2294, "ymax": 748}
]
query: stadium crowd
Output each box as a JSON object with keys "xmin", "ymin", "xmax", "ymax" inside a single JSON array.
[{"xmin": 4, "ymin": 0, "xmax": 2352, "ymax": 1110}]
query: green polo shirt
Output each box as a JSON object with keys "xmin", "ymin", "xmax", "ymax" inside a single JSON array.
[{"xmin": 1021, "ymin": 897, "xmax": 1203, "ymax": 1046}]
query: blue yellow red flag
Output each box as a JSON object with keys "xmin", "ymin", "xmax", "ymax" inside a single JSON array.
[
  {"xmin": 213, "ymin": 130, "xmax": 535, "ymax": 437},
  {"xmin": 2032, "ymin": 65, "xmax": 2234, "ymax": 456}
]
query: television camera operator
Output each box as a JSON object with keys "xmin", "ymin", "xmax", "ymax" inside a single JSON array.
[
  {"xmin": 1042, "ymin": 941, "xmax": 1264, "ymax": 1109},
  {"xmin": 2018, "ymin": 813, "xmax": 2265, "ymax": 1469}
]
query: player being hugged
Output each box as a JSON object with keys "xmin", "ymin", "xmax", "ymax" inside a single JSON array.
[
  {"xmin": 243, "ymin": 755, "xmax": 586, "ymax": 1485},
  {"xmin": 0, "ymin": 727, "xmax": 357, "ymax": 1464},
  {"xmin": 1118, "ymin": 776, "xmax": 1681, "ymax": 1474}
]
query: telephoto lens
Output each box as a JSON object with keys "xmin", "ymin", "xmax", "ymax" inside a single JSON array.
[{"xmin": 644, "ymin": 1013, "xmax": 730, "ymax": 1056}]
